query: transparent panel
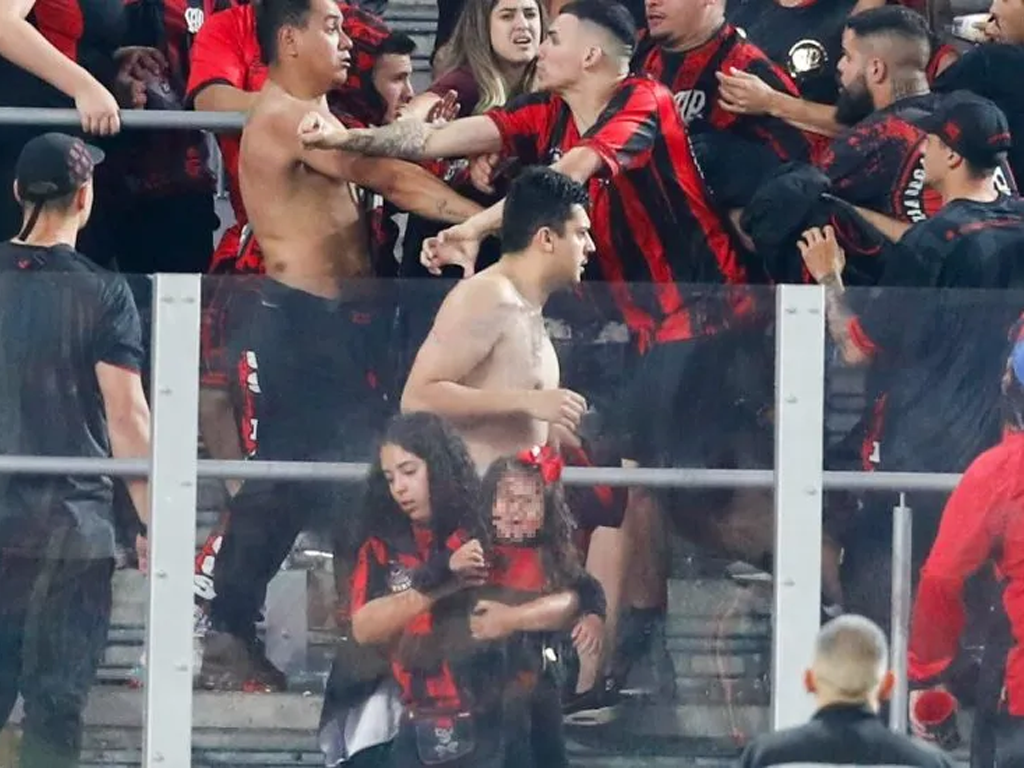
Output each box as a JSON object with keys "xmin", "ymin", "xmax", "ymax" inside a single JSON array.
[
  {"xmin": 828, "ymin": 286, "xmax": 1024, "ymax": 765},
  {"xmin": 189, "ymin": 277, "xmax": 777, "ymax": 767},
  {"xmin": 0, "ymin": 272, "xmax": 151, "ymax": 767}
]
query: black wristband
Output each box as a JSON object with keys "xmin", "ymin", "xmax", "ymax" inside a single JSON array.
[{"xmin": 410, "ymin": 550, "xmax": 453, "ymax": 594}]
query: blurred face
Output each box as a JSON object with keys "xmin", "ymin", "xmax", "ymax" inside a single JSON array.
[
  {"xmin": 835, "ymin": 29, "xmax": 876, "ymax": 126},
  {"xmin": 990, "ymin": 0, "xmax": 1024, "ymax": 43},
  {"xmin": 372, "ymin": 53, "xmax": 415, "ymax": 124},
  {"xmin": 536, "ymin": 14, "xmax": 587, "ymax": 91},
  {"xmin": 549, "ymin": 204, "xmax": 594, "ymax": 285},
  {"xmin": 286, "ymin": 0, "xmax": 353, "ymax": 89},
  {"xmin": 490, "ymin": 0, "xmax": 543, "ymax": 67},
  {"xmin": 645, "ymin": 0, "xmax": 711, "ymax": 46},
  {"xmin": 492, "ymin": 471, "xmax": 545, "ymax": 542},
  {"xmin": 380, "ymin": 443, "xmax": 431, "ymax": 524}
]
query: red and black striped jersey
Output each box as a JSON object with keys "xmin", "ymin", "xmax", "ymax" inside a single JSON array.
[
  {"xmin": 487, "ymin": 77, "xmax": 747, "ymax": 343},
  {"xmin": 351, "ymin": 529, "xmax": 473, "ymax": 715},
  {"xmin": 633, "ymin": 24, "xmax": 816, "ymax": 162}
]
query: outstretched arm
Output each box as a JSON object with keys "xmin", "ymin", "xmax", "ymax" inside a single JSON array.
[
  {"xmin": 300, "ymin": 112, "xmax": 503, "ymax": 160},
  {"xmin": 347, "ymin": 156, "xmax": 484, "ymax": 224}
]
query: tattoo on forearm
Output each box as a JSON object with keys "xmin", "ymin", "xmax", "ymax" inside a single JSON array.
[
  {"xmin": 342, "ymin": 120, "xmax": 435, "ymax": 159},
  {"xmin": 820, "ymin": 273, "xmax": 857, "ymax": 352}
]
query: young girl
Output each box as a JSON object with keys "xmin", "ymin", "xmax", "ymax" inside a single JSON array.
[
  {"xmin": 336, "ymin": 414, "xmax": 586, "ymax": 768},
  {"xmin": 475, "ymin": 446, "xmax": 607, "ymax": 767}
]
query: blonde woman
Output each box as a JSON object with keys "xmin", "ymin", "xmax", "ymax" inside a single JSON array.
[{"xmin": 408, "ymin": 0, "xmax": 545, "ymax": 121}]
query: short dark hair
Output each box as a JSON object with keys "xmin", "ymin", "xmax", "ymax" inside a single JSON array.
[
  {"xmin": 377, "ymin": 31, "xmax": 416, "ymax": 56},
  {"xmin": 559, "ymin": 0, "xmax": 636, "ymax": 53},
  {"xmin": 501, "ymin": 167, "xmax": 590, "ymax": 253},
  {"xmin": 256, "ymin": 0, "xmax": 313, "ymax": 65},
  {"xmin": 845, "ymin": 6, "xmax": 931, "ymax": 70}
]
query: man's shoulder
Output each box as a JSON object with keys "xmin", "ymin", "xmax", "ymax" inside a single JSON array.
[
  {"xmin": 448, "ymin": 270, "xmax": 522, "ymax": 311},
  {"xmin": 744, "ymin": 718, "xmax": 952, "ymax": 768},
  {"xmin": 0, "ymin": 242, "xmax": 109, "ymax": 276}
]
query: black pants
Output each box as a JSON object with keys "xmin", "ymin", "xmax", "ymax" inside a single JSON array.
[{"xmin": 0, "ymin": 552, "xmax": 114, "ymax": 768}]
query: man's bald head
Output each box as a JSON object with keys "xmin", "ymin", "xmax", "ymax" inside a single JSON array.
[{"xmin": 807, "ymin": 615, "xmax": 891, "ymax": 707}]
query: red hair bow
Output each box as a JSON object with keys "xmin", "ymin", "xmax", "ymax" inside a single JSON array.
[{"xmin": 517, "ymin": 445, "xmax": 563, "ymax": 485}]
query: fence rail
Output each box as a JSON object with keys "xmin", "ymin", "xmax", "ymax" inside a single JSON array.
[{"xmin": 0, "ymin": 107, "xmax": 246, "ymax": 131}]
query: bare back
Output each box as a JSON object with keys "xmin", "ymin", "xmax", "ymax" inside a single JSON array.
[{"xmin": 240, "ymin": 81, "xmax": 371, "ymax": 296}]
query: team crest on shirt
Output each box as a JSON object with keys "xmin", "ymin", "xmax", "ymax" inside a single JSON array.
[
  {"xmin": 787, "ymin": 39, "xmax": 828, "ymax": 78},
  {"xmin": 184, "ymin": 7, "xmax": 205, "ymax": 34},
  {"xmin": 673, "ymin": 89, "xmax": 707, "ymax": 125},
  {"xmin": 387, "ymin": 562, "xmax": 413, "ymax": 593}
]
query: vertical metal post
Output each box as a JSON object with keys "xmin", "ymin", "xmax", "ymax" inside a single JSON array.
[
  {"xmin": 144, "ymin": 274, "xmax": 201, "ymax": 768},
  {"xmin": 772, "ymin": 285, "xmax": 826, "ymax": 730},
  {"xmin": 889, "ymin": 492, "xmax": 913, "ymax": 733}
]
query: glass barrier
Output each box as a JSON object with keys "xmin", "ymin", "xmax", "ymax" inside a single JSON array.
[
  {"xmin": 0, "ymin": 272, "xmax": 151, "ymax": 768},
  {"xmin": 189, "ymin": 277, "xmax": 778, "ymax": 767},
  {"xmin": 828, "ymin": 286, "xmax": 1024, "ymax": 767}
]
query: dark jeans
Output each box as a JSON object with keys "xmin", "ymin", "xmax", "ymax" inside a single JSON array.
[{"xmin": 0, "ymin": 551, "xmax": 114, "ymax": 768}]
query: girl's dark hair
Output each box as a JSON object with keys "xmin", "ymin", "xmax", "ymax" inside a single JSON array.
[
  {"xmin": 355, "ymin": 412, "xmax": 487, "ymax": 553},
  {"xmin": 480, "ymin": 455, "xmax": 585, "ymax": 590}
]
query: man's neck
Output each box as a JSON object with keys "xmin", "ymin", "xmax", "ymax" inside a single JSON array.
[
  {"xmin": 662, "ymin": 15, "xmax": 725, "ymax": 53},
  {"xmin": 500, "ymin": 254, "xmax": 555, "ymax": 307},
  {"xmin": 561, "ymin": 72, "xmax": 624, "ymax": 133},
  {"xmin": 11, "ymin": 220, "xmax": 79, "ymax": 250},
  {"xmin": 815, "ymin": 693, "xmax": 877, "ymax": 712},
  {"xmin": 878, "ymin": 74, "xmax": 929, "ymax": 109},
  {"xmin": 268, "ymin": 66, "xmax": 327, "ymax": 102},
  {"xmin": 939, "ymin": 174, "xmax": 1000, "ymax": 206}
]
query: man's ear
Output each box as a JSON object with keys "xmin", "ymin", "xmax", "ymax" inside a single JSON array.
[
  {"xmin": 804, "ymin": 668, "xmax": 817, "ymax": 695},
  {"xmin": 867, "ymin": 56, "xmax": 887, "ymax": 86},
  {"xmin": 12, "ymin": 179, "xmax": 21, "ymax": 205},
  {"xmin": 878, "ymin": 670, "xmax": 895, "ymax": 702}
]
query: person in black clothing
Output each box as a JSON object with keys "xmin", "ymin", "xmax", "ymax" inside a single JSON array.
[
  {"xmin": 932, "ymin": 0, "xmax": 1024, "ymax": 182},
  {"xmin": 798, "ymin": 92, "xmax": 1024, "ymax": 631},
  {"xmin": 0, "ymin": 133, "xmax": 151, "ymax": 768},
  {"xmin": 740, "ymin": 614, "xmax": 955, "ymax": 768}
]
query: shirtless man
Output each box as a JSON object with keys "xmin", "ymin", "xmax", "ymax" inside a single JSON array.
[
  {"xmin": 400, "ymin": 167, "xmax": 593, "ymax": 472},
  {"xmin": 199, "ymin": 0, "xmax": 484, "ymax": 690}
]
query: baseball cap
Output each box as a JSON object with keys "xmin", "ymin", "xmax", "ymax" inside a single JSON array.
[
  {"xmin": 14, "ymin": 133, "xmax": 104, "ymax": 203},
  {"xmin": 914, "ymin": 91, "xmax": 1012, "ymax": 167}
]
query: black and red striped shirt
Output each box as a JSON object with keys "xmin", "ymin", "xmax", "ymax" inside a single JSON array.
[
  {"xmin": 633, "ymin": 24, "xmax": 816, "ymax": 162},
  {"xmin": 487, "ymin": 76, "xmax": 746, "ymax": 343},
  {"xmin": 351, "ymin": 528, "xmax": 479, "ymax": 715}
]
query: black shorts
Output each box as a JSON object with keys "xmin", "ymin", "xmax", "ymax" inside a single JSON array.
[
  {"xmin": 226, "ymin": 278, "xmax": 394, "ymax": 465},
  {"xmin": 618, "ymin": 328, "xmax": 774, "ymax": 469}
]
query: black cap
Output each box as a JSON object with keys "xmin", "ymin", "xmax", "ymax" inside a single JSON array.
[
  {"xmin": 14, "ymin": 132, "xmax": 104, "ymax": 203},
  {"xmin": 914, "ymin": 91, "xmax": 1012, "ymax": 167}
]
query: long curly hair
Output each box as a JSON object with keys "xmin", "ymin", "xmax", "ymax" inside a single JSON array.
[
  {"xmin": 436, "ymin": 0, "xmax": 546, "ymax": 112},
  {"xmin": 480, "ymin": 455, "xmax": 585, "ymax": 591},
  {"xmin": 355, "ymin": 412, "xmax": 488, "ymax": 554}
]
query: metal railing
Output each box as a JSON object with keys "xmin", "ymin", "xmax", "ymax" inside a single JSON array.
[{"xmin": 0, "ymin": 107, "xmax": 964, "ymax": 762}]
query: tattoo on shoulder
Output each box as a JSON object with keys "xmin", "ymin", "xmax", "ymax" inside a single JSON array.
[{"xmin": 341, "ymin": 120, "xmax": 435, "ymax": 160}]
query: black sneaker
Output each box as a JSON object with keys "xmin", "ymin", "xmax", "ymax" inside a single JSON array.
[{"xmin": 562, "ymin": 678, "xmax": 623, "ymax": 726}]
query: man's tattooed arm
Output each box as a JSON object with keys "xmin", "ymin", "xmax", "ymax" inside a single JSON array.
[
  {"xmin": 338, "ymin": 120, "xmax": 438, "ymax": 160},
  {"xmin": 820, "ymin": 273, "xmax": 870, "ymax": 365}
]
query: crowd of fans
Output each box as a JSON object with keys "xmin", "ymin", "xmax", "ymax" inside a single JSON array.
[{"xmin": 3, "ymin": 0, "xmax": 1024, "ymax": 766}]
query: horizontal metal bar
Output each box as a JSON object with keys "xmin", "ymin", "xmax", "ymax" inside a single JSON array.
[
  {"xmin": 0, "ymin": 456, "xmax": 965, "ymax": 492},
  {"xmin": 0, "ymin": 108, "xmax": 245, "ymax": 132},
  {"xmin": 0, "ymin": 456, "xmax": 150, "ymax": 477},
  {"xmin": 197, "ymin": 461, "xmax": 778, "ymax": 487},
  {"xmin": 822, "ymin": 470, "xmax": 960, "ymax": 493}
]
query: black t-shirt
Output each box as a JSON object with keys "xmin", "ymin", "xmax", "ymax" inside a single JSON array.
[
  {"xmin": 933, "ymin": 43, "xmax": 1024, "ymax": 187},
  {"xmin": 856, "ymin": 196, "xmax": 1024, "ymax": 473},
  {"xmin": 0, "ymin": 242, "xmax": 143, "ymax": 559},
  {"xmin": 726, "ymin": 0, "xmax": 856, "ymax": 105}
]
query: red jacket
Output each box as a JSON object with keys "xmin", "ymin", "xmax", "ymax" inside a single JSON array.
[{"xmin": 908, "ymin": 429, "xmax": 1024, "ymax": 714}]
